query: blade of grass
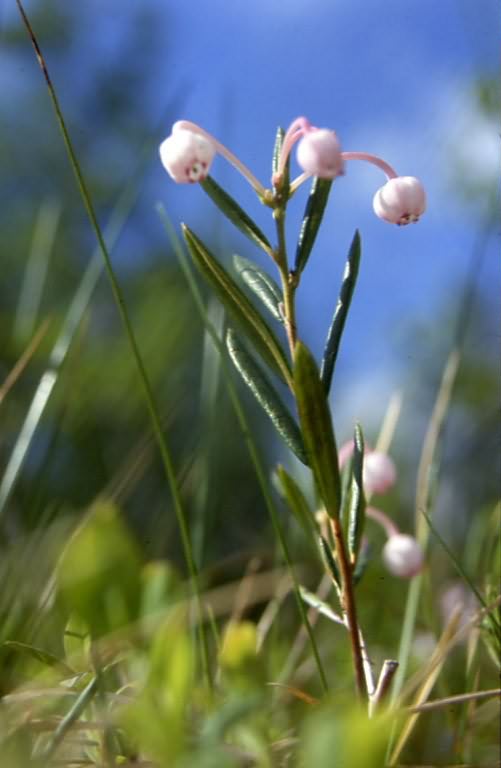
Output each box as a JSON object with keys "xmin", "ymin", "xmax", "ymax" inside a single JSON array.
[
  {"xmin": 13, "ymin": 198, "xmax": 60, "ymax": 343},
  {"xmin": 0, "ymin": 320, "xmax": 49, "ymax": 408},
  {"xmin": 389, "ymin": 609, "xmax": 462, "ymax": 765},
  {"xmin": 158, "ymin": 205, "xmax": 329, "ymax": 693},
  {"xmin": 390, "ymin": 348, "xmax": 461, "ymax": 708},
  {"xmin": 16, "ymin": 0, "xmax": 212, "ymax": 694}
]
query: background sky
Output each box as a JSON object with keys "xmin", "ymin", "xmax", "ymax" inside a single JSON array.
[{"xmin": 3, "ymin": 0, "xmax": 499, "ymax": 437}]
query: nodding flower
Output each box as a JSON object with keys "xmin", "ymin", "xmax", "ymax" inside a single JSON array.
[
  {"xmin": 366, "ymin": 507, "xmax": 424, "ymax": 579},
  {"xmin": 372, "ymin": 175, "xmax": 426, "ymax": 225},
  {"xmin": 159, "ymin": 124, "xmax": 215, "ymax": 183},
  {"xmin": 382, "ymin": 532, "xmax": 424, "ymax": 579},
  {"xmin": 338, "ymin": 440, "xmax": 397, "ymax": 496},
  {"xmin": 275, "ymin": 117, "xmax": 425, "ymax": 224},
  {"xmin": 159, "ymin": 120, "xmax": 266, "ymax": 196},
  {"xmin": 296, "ymin": 128, "xmax": 344, "ymax": 180},
  {"xmin": 160, "ymin": 116, "xmax": 425, "ymax": 225},
  {"xmin": 362, "ymin": 451, "xmax": 397, "ymax": 495}
]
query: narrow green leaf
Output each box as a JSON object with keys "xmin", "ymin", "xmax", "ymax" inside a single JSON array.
[
  {"xmin": 299, "ymin": 585, "xmax": 344, "ymax": 625},
  {"xmin": 200, "ymin": 176, "xmax": 271, "ymax": 254},
  {"xmin": 233, "ymin": 254, "xmax": 283, "ymax": 323},
  {"xmin": 321, "ymin": 230, "xmax": 361, "ymax": 394},
  {"xmin": 348, "ymin": 424, "xmax": 366, "ymax": 563},
  {"xmin": 183, "ymin": 225, "xmax": 293, "ymax": 390},
  {"xmin": 319, "ymin": 536, "xmax": 341, "ymax": 589},
  {"xmin": 275, "ymin": 464, "xmax": 317, "ymax": 539},
  {"xmin": 294, "ymin": 178, "xmax": 333, "ymax": 274},
  {"xmin": 272, "ymin": 127, "xmax": 284, "ymax": 177},
  {"xmin": 272, "ymin": 126, "xmax": 290, "ymax": 194},
  {"xmin": 226, "ymin": 329, "xmax": 307, "ymax": 464},
  {"xmin": 3, "ymin": 641, "xmax": 74, "ymax": 676},
  {"xmin": 293, "ymin": 341, "xmax": 341, "ymax": 517}
]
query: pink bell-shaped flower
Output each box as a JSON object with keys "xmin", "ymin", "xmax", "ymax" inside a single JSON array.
[
  {"xmin": 383, "ymin": 533, "xmax": 424, "ymax": 578},
  {"xmin": 373, "ymin": 176, "xmax": 426, "ymax": 225},
  {"xmin": 159, "ymin": 124, "xmax": 215, "ymax": 183},
  {"xmin": 362, "ymin": 451, "xmax": 397, "ymax": 495},
  {"xmin": 296, "ymin": 128, "xmax": 344, "ymax": 179}
]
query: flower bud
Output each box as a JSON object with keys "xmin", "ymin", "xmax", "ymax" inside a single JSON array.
[
  {"xmin": 159, "ymin": 127, "xmax": 215, "ymax": 183},
  {"xmin": 296, "ymin": 129, "xmax": 344, "ymax": 179},
  {"xmin": 362, "ymin": 451, "xmax": 396, "ymax": 495},
  {"xmin": 383, "ymin": 534, "xmax": 424, "ymax": 578},
  {"xmin": 373, "ymin": 176, "xmax": 426, "ymax": 225}
]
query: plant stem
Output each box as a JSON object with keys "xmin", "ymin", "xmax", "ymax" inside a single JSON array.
[
  {"xmin": 16, "ymin": 0, "xmax": 212, "ymax": 694},
  {"xmin": 273, "ymin": 204, "xmax": 297, "ymax": 355},
  {"xmin": 331, "ymin": 516, "xmax": 367, "ymax": 700},
  {"xmin": 160, "ymin": 207, "xmax": 329, "ymax": 694}
]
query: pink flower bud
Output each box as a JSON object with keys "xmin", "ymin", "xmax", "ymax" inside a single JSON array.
[
  {"xmin": 383, "ymin": 534, "xmax": 424, "ymax": 578},
  {"xmin": 373, "ymin": 176, "xmax": 426, "ymax": 225},
  {"xmin": 296, "ymin": 129, "xmax": 344, "ymax": 179},
  {"xmin": 362, "ymin": 451, "xmax": 396, "ymax": 495},
  {"xmin": 159, "ymin": 126, "xmax": 215, "ymax": 183}
]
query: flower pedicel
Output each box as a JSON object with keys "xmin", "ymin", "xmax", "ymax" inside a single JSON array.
[{"xmin": 159, "ymin": 116, "xmax": 426, "ymax": 225}]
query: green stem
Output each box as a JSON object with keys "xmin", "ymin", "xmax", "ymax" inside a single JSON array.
[
  {"xmin": 16, "ymin": 0, "xmax": 212, "ymax": 693},
  {"xmin": 160, "ymin": 207, "xmax": 329, "ymax": 694},
  {"xmin": 273, "ymin": 205, "xmax": 297, "ymax": 356},
  {"xmin": 331, "ymin": 516, "xmax": 367, "ymax": 700}
]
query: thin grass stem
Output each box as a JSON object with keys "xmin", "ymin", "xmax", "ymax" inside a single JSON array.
[{"xmin": 16, "ymin": 0, "xmax": 212, "ymax": 694}]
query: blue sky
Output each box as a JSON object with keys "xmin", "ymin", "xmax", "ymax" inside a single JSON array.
[
  {"xmin": 153, "ymin": 0, "xmax": 499, "ymax": 418},
  {"xmin": 4, "ymin": 0, "xmax": 499, "ymax": 433}
]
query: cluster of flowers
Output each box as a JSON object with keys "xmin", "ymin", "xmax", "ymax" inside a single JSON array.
[
  {"xmin": 159, "ymin": 116, "xmax": 426, "ymax": 226},
  {"xmin": 339, "ymin": 441, "xmax": 424, "ymax": 579}
]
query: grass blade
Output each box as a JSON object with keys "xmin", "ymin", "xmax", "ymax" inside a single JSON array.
[
  {"xmin": 16, "ymin": 0, "xmax": 212, "ymax": 693},
  {"xmin": 275, "ymin": 464, "xmax": 317, "ymax": 542}
]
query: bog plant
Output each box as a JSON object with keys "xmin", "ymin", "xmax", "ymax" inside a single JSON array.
[
  {"xmin": 3, "ymin": 3, "xmax": 499, "ymax": 767},
  {"xmin": 160, "ymin": 115, "xmax": 426, "ymax": 700}
]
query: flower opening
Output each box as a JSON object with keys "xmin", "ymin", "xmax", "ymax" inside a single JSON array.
[
  {"xmin": 159, "ymin": 127, "xmax": 215, "ymax": 184},
  {"xmin": 373, "ymin": 176, "xmax": 426, "ymax": 225}
]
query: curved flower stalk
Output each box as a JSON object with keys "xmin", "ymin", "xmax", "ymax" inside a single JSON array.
[
  {"xmin": 159, "ymin": 115, "xmax": 426, "ymax": 226},
  {"xmin": 159, "ymin": 120, "xmax": 266, "ymax": 197}
]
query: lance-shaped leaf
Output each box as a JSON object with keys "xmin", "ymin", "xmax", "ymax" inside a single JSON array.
[
  {"xmin": 293, "ymin": 341, "xmax": 341, "ymax": 517},
  {"xmin": 319, "ymin": 536, "xmax": 341, "ymax": 589},
  {"xmin": 321, "ymin": 230, "xmax": 361, "ymax": 394},
  {"xmin": 272, "ymin": 126, "xmax": 284, "ymax": 177},
  {"xmin": 275, "ymin": 464, "xmax": 317, "ymax": 539},
  {"xmin": 299, "ymin": 585, "xmax": 344, "ymax": 625},
  {"xmin": 3, "ymin": 641, "xmax": 74, "ymax": 676},
  {"xmin": 272, "ymin": 126, "xmax": 290, "ymax": 195},
  {"xmin": 183, "ymin": 226, "xmax": 293, "ymax": 390},
  {"xmin": 226, "ymin": 329, "xmax": 307, "ymax": 464},
  {"xmin": 294, "ymin": 178, "xmax": 333, "ymax": 274},
  {"xmin": 347, "ymin": 423, "xmax": 366, "ymax": 564},
  {"xmin": 200, "ymin": 176, "xmax": 271, "ymax": 255},
  {"xmin": 233, "ymin": 254, "xmax": 283, "ymax": 323}
]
